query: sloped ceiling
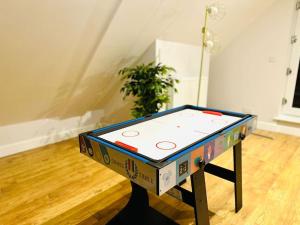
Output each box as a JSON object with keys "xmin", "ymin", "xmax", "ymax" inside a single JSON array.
[{"xmin": 0, "ymin": 0, "xmax": 276, "ymax": 126}]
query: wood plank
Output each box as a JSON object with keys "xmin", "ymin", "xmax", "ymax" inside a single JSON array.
[{"xmin": 0, "ymin": 130, "xmax": 299, "ymax": 225}]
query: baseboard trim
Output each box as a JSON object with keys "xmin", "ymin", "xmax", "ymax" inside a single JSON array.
[
  {"xmin": 0, "ymin": 110, "xmax": 104, "ymax": 158},
  {"xmin": 257, "ymin": 121, "xmax": 300, "ymax": 136},
  {"xmin": 0, "ymin": 124, "xmax": 98, "ymax": 158}
]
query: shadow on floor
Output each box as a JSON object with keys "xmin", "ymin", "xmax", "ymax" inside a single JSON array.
[{"xmin": 78, "ymin": 180, "xmax": 215, "ymax": 225}]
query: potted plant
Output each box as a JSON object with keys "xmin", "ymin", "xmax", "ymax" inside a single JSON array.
[{"xmin": 119, "ymin": 62, "xmax": 179, "ymax": 118}]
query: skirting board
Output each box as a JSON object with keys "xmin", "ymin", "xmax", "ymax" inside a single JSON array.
[
  {"xmin": 0, "ymin": 110, "xmax": 104, "ymax": 158},
  {"xmin": 0, "ymin": 124, "xmax": 99, "ymax": 158},
  {"xmin": 257, "ymin": 121, "xmax": 300, "ymax": 137}
]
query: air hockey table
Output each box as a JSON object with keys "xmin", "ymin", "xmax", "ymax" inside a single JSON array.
[{"xmin": 79, "ymin": 105, "xmax": 257, "ymax": 225}]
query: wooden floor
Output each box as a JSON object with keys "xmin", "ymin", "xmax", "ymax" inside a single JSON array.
[{"xmin": 0, "ymin": 130, "xmax": 299, "ymax": 225}]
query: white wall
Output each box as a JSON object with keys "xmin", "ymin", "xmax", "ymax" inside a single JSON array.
[
  {"xmin": 0, "ymin": 110, "xmax": 104, "ymax": 157},
  {"xmin": 0, "ymin": 0, "xmax": 278, "ymax": 126},
  {"xmin": 0, "ymin": 0, "xmax": 289, "ymax": 157},
  {"xmin": 139, "ymin": 39, "xmax": 210, "ymax": 108},
  {"xmin": 155, "ymin": 40, "xmax": 209, "ymax": 107},
  {"xmin": 208, "ymin": 0, "xmax": 300, "ymax": 136}
]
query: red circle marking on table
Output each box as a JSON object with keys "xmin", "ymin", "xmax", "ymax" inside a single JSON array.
[
  {"xmin": 121, "ymin": 130, "xmax": 140, "ymax": 137},
  {"xmin": 156, "ymin": 141, "xmax": 177, "ymax": 150}
]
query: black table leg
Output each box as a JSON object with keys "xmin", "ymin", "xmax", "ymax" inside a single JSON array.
[
  {"xmin": 191, "ymin": 162, "xmax": 210, "ymax": 225},
  {"xmin": 233, "ymin": 141, "xmax": 242, "ymax": 212},
  {"xmin": 106, "ymin": 181, "xmax": 179, "ymax": 225}
]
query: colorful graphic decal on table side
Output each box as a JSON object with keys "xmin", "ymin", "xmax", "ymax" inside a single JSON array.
[
  {"xmin": 125, "ymin": 159, "xmax": 139, "ymax": 180},
  {"xmin": 79, "ymin": 136, "xmax": 87, "ymax": 153},
  {"xmin": 81, "ymin": 139, "xmax": 157, "ymax": 192},
  {"xmin": 159, "ymin": 161, "xmax": 176, "ymax": 195},
  {"xmin": 233, "ymin": 127, "xmax": 241, "ymax": 143},
  {"xmin": 214, "ymin": 135, "xmax": 225, "ymax": 158},
  {"xmin": 88, "ymin": 147, "xmax": 93, "ymax": 156},
  {"xmin": 90, "ymin": 141, "xmax": 104, "ymax": 163},
  {"xmin": 246, "ymin": 118, "xmax": 256, "ymax": 134},
  {"xmin": 241, "ymin": 125, "xmax": 247, "ymax": 137},
  {"xmin": 162, "ymin": 171, "xmax": 172, "ymax": 186},
  {"xmin": 204, "ymin": 140, "xmax": 215, "ymax": 163},
  {"xmin": 176, "ymin": 153, "xmax": 191, "ymax": 183},
  {"xmin": 190, "ymin": 146, "xmax": 204, "ymax": 173},
  {"xmin": 99, "ymin": 144, "xmax": 111, "ymax": 165},
  {"xmin": 82, "ymin": 137, "xmax": 94, "ymax": 157},
  {"xmin": 223, "ymin": 130, "xmax": 233, "ymax": 150}
]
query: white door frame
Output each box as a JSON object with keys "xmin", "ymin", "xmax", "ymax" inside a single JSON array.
[{"xmin": 283, "ymin": 5, "xmax": 300, "ymax": 116}]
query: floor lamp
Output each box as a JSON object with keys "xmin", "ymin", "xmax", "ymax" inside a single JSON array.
[{"xmin": 196, "ymin": 3, "xmax": 225, "ymax": 106}]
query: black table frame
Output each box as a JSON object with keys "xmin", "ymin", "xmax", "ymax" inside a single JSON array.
[{"xmin": 106, "ymin": 141, "xmax": 243, "ymax": 225}]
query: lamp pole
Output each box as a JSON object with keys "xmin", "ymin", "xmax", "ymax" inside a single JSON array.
[{"xmin": 196, "ymin": 7, "xmax": 209, "ymax": 106}]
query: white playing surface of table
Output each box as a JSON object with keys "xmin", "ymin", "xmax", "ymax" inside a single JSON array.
[{"xmin": 98, "ymin": 109, "xmax": 241, "ymax": 161}]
